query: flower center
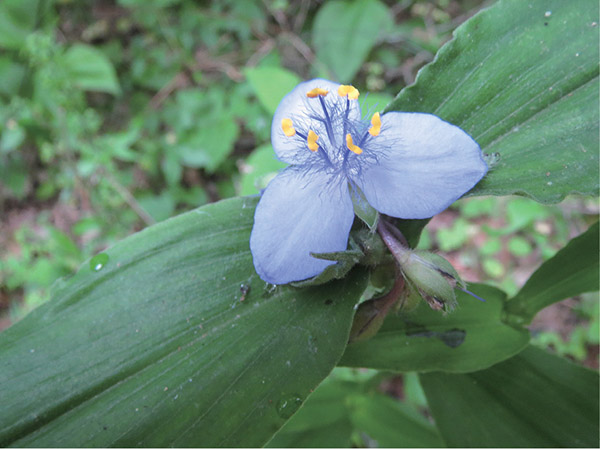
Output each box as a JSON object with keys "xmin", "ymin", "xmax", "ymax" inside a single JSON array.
[{"xmin": 280, "ymin": 84, "xmax": 381, "ymax": 171}]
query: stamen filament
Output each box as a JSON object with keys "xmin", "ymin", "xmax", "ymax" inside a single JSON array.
[
  {"xmin": 318, "ymin": 96, "xmax": 337, "ymax": 147},
  {"xmin": 342, "ymin": 98, "xmax": 350, "ymax": 140}
]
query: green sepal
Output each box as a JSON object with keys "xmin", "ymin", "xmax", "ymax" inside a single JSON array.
[
  {"xmin": 291, "ymin": 238, "xmax": 364, "ymax": 287},
  {"xmin": 399, "ymin": 278, "xmax": 424, "ymax": 313},
  {"xmin": 352, "ymin": 228, "xmax": 390, "ymax": 266},
  {"xmin": 350, "ymin": 184, "xmax": 379, "ymax": 230}
]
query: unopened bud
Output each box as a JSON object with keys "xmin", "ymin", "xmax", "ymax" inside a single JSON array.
[
  {"xmin": 349, "ymin": 272, "xmax": 404, "ymax": 342},
  {"xmin": 377, "ymin": 220, "xmax": 466, "ymax": 312},
  {"xmin": 398, "ymin": 251, "xmax": 462, "ymax": 312},
  {"xmin": 349, "ymin": 298, "xmax": 389, "ymax": 343}
]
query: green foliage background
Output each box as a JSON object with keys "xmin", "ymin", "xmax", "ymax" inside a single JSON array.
[{"xmin": 0, "ymin": 0, "xmax": 598, "ymax": 447}]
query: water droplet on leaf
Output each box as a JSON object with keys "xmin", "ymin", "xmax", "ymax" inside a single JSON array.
[
  {"xmin": 276, "ymin": 395, "xmax": 303, "ymax": 419},
  {"xmin": 90, "ymin": 253, "xmax": 109, "ymax": 272}
]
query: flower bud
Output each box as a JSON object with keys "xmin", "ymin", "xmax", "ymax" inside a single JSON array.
[
  {"xmin": 348, "ymin": 298, "xmax": 389, "ymax": 343},
  {"xmin": 398, "ymin": 250, "xmax": 462, "ymax": 312}
]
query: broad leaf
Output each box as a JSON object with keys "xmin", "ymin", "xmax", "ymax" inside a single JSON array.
[
  {"xmin": 312, "ymin": 0, "xmax": 393, "ymax": 83},
  {"xmin": 505, "ymin": 221, "xmax": 599, "ymax": 323},
  {"xmin": 347, "ymin": 393, "xmax": 443, "ymax": 447},
  {"xmin": 387, "ymin": 0, "xmax": 599, "ymax": 203},
  {"xmin": 266, "ymin": 377, "xmax": 355, "ymax": 448},
  {"xmin": 0, "ymin": 56, "xmax": 25, "ymax": 97},
  {"xmin": 63, "ymin": 44, "xmax": 121, "ymax": 95},
  {"xmin": 245, "ymin": 67, "xmax": 302, "ymax": 115},
  {"xmin": 0, "ymin": 197, "xmax": 368, "ymax": 447},
  {"xmin": 0, "ymin": 0, "xmax": 44, "ymax": 50},
  {"xmin": 420, "ymin": 345, "xmax": 600, "ymax": 447},
  {"xmin": 239, "ymin": 144, "xmax": 286, "ymax": 195},
  {"xmin": 340, "ymin": 284, "xmax": 529, "ymax": 373},
  {"xmin": 268, "ymin": 372, "xmax": 443, "ymax": 448}
]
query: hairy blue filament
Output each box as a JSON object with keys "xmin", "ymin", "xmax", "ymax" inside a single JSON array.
[{"xmin": 280, "ymin": 84, "xmax": 384, "ymax": 178}]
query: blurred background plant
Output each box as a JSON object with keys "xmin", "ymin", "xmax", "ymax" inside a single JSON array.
[{"xmin": 0, "ymin": 0, "xmax": 597, "ymax": 424}]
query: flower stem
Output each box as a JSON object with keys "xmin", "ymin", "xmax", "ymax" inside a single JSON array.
[{"xmin": 377, "ymin": 219, "xmax": 410, "ymax": 262}]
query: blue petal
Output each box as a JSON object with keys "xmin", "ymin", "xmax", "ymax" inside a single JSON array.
[
  {"xmin": 250, "ymin": 165, "xmax": 354, "ymax": 284},
  {"xmin": 353, "ymin": 112, "xmax": 488, "ymax": 219},
  {"xmin": 272, "ymin": 79, "xmax": 361, "ymax": 165}
]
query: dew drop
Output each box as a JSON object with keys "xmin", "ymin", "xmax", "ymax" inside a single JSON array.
[
  {"xmin": 90, "ymin": 253, "xmax": 109, "ymax": 272},
  {"xmin": 276, "ymin": 395, "xmax": 303, "ymax": 419}
]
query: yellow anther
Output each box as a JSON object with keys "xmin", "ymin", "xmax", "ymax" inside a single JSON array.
[
  {"xmin": 346, "ymin": 133, "xmax": 363, "ymax": 155},
  {"xmin": 369, "ymin": 112, "xmax": 381, "ymax": 137},
  {"xmin": 281, "ymin": 118, "xmax": 296, "ymax": 137},
  {"xmin": 338, "ymin": 85, "xmax": 360, "ymax": 100},
  {"xmin": 306, "ymin": 87, "xmax": 329, "ymax": 98},
  {"xmin": 307, "ymin": 130, "xmax": 319, "ymax": 152}
]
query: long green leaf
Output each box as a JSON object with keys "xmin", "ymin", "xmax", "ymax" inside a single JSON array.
[
  {"xmin": 340, "ymin": 284, "xmax": 529, "ymax": 373},
  {"xmin": 347, "ymin": 393, "xmax": 443, "ymax": 447},
  {"xmin": 420, "ymin": 346, "xmax": 600, "ymax": 447},
  {"xmin": 268, "ymin": 373, "xmax": 443, "ymax": 448},
  {"xmin": 387, "ymin": 0, "xmax": 599, "ymax": 202},
  {"xmin": 505, "ymin": 221, "xmax": 599, "ymax": 323},
  {"xmin": 266, "ymin": 377, "xmax": 355, "ymax": 448},
  {"xmin": 0, "ymin": 197, "xmax": 368, "ymax": 447}
]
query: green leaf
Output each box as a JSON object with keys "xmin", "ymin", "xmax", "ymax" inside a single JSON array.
[
  {"xmin": 507, "ymin": 235, "xmax": 533, "ymax": 256},
  {"xmin": 505, "ymin": 221, "xmax": 599, "ymax": 323},
  {"xmin": 313, "ymin": 0, "xmax": 393, "ymax": 83},
  {"xmin": 360, "ymin": 92, "xmax": 393, "ymax": 119},
  {"xmin": 177, "ymin": 115, "xmax": 239, "ymax": 172},
  {"xmin": 268, "ymin": 372, "xmax": 443, "ymax": 448},
  {"xmin": 0, "ymin": 0, "xmax": 41, "ymax": 50},
  {"xmin": 505, "ymin": 197, "xmax": 550, "ymax": 232},
  {"xmin": 340, "ymin": 284, "xmax": 530, "ymax": 373},
  {"xmin": 266, "ymin": 377, "xmax": 355, "ymax": 448},
  {"xmin": 387, "ymin": 0, "xmax": 599, "ymax": 203},
  {"xmin": 62, "ymin": 44, "xmax": 121, "ymax": 95},
  {"xmin": 245, "ymin": 66, "xmax": 301, "ymax": 115},
  {"xmin": 0, "ymin": 56, "xmax": 25, "ymax": 96},
  {"xmin": 420, "ymin": 345, "xmax": 600, "ymax": 447},
  {"xmin": 436, "ymin": 217, "xmax": 470, "ymax": 252},
  {"xmin": 393, "ymin": 218, "xmax": 431, "ymax": 249},
  {"xmin": 137, "ymin": 191, "xmax": 176, "ymax": 222},
  {"xmin": 165, "ymin": 88, "xmax": 240, "ymax": 173},
  {"xmin": 0, "ymin": 197, "xmax": 368, "ymax": 447},
  {"xmin": 347, "ymin": 393, "xmax": 443, "ymax": 447},
  {"xmin": 239, "ymin": 144, "xmax": 286, "ymax": 195},
  {"xmin": 0, "ymin": 155, "xmax": 28, "ymax": 198}
]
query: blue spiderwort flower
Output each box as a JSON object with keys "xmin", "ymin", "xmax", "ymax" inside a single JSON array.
[{"xmin": 250, "ymin": 79, "xmax": 487, "ymax": 284}]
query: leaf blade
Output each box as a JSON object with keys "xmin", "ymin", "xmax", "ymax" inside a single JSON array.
[
  {"xmin": 340, "ymin": 284, "xmax": 530, "ymax": 373},
  {"xmin": 386, "ymin": 0, "xmax": 599, "ymax": 202},
  {"xmin": 313, "ymin": 0, "xmax": 393, "ymax": 83},
  {"xmin": 0, "ymin": 197, "xmax": 368, "ymax": 447},
  {"xmin": 505, "ymin": 221, "xmax": 599, "ymax": 323},
  {"xmin": 420, "ymin": 345, "xmax": 600, "ymax": 447}
]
